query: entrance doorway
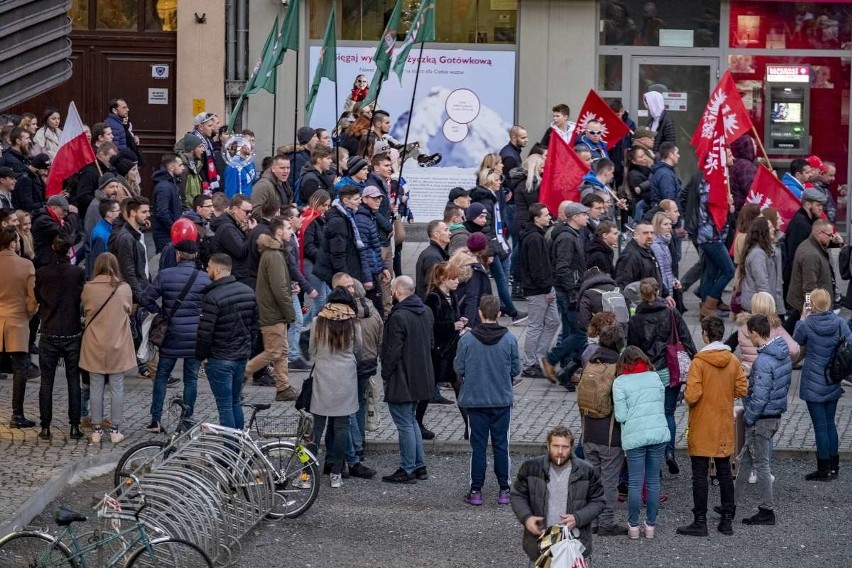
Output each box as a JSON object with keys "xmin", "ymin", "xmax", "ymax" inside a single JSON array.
[{"xmin": 630, "ymin": 57, "xmax": 719, "ymax": 178}]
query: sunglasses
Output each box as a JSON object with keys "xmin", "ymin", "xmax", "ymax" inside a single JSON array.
[{"xmin": 587, "ymin": 130, "xmax": 603, "ymax": 135}]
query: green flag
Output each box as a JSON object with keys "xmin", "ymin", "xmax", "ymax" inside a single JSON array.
[
  {"xmin": 255, "ymin": 0, "xmax": 301, "ymax": 95},
  {"xmin": 359, "ymin": 0, "xmax": 403, "ymax": 109},
  {"xmin": 228, "ymin": 15, "xmax": 279, "ymax": 130},
  {"xmin": 306, "ymin": 5, "xmax": 337, "ymax": 121},
  {"xmin": 391, "ymin": 0, "xmax": 435, "ymax": 83}
]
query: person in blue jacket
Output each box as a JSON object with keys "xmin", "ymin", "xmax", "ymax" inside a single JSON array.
[
  {"xmin": 650, "ymin": 142, "xmax": 682, "ymax": 206},
  {"xmin": 87, "ymin": 198, "xmax": 120, "ymax": 279},
  {"xmin": 792, "ymin": 287, "xmax": 852, "ymax": 481},
  {"xmin": 781, "ymin": 158, "xmax": 810, "ymax": 200},
  {"xmin": 151, "ymin": 153, "xmax": 185, "ymax": 253},
  {"xmin": 735, "ymin": 314, "xmax": 793, "ymax": 527}
]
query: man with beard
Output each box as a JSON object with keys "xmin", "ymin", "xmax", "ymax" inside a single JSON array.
[
  {"xmin": 2, "ymin": 127, "xmax": 30, "ymax": 177},
  {"xmin": 511, "ymin": 426, "xmax": 604, "ymax": 565},
  {"xmin": 500, "ymin": 126, "xmax": 528, "ymax": 173}
]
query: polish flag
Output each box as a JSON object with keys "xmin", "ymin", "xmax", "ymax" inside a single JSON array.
[{"xmin": 46, "ymin": 102, "xmax": 95, "ymax": 197}]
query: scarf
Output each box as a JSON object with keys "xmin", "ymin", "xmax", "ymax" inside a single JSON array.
[
  {"xmin": 319, "ymin": 302, "xmax": 356, "ymax": 321},
  {"xmin": 334, "ymin": 203, "xmax": 364, "ymax": 250},
  {"xmin": 195, "ymin": 128, "xmax": 219, "ymax": 192},
  {"xmin": 492, "ymin": 192, "xmax": 509, "ymax": 253},
  {"xmin": 47, "ymin": 207, "xmax": 76, "ymax": 263},
  {"xmin": 621, "ymin": 360, "xmax": 651, "ymax": 375},
  {"xmin": 350, "ymin": 88, "xmax": 367, "ymax": 103}
]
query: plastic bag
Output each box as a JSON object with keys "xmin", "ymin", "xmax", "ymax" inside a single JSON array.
[
  {"xmin": 536, "ymin": 526, "xmax": 587, "ymax": 568},
  {"xmin": 365, "ymin": 374, "xmax": 383, "ymax": 431},
  {"xmin": 136, "ymin": 313, "xmax": 157, "ymax": 361}
]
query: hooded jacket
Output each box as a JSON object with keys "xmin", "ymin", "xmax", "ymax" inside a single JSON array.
[
  {"xmin": 381, "ymin": 294, "xmax": 435, "ymax": 404},
  {"xmin": 296, "ymin": 163, "xmax": 332, "ymax": 205},
  {"xmin": 519, "ymin": 223, "xmax": 553, "ymax": 296},
  {"xmin": 209, "ymin": 213, "xmax": 252, "ymax": 283},
  {"xmin": 729, "ymin": 135, "xmax": 757, "ymax": 210},
  {"xmin": 152, "ymin": 167, "xmax": 182, "ymax": 247},
  {"xmin": 455, "ymin": 322, "xmax": 519, "ymax": 408},
  {"xmin": 683, "ymin": 343, "xmax": 748, "ymax": 457},
  {"xmin": 613, "ymin": 370, "xmax": 670, "ymax": 451},
  {"xmin": 455, "ymin": 253, "xmax": 492, "ymax": 327},
  {"xmin": 252, "ymin": 234, "xmax": 296, "ymax": 327},
  {"xmin": 448, "ymin": 221, "xmax": 473, "ymax": 256},
  {"xmin": 139, "ymin": 260, "xmax": 211, "ymax": 359},
  {"xmin": 578, "ymin": 271, "xmax": 619, "ymax": 331},
  {"xmin": 614, "ymin": 239, "xmax": 668, "ymax": 297},
  {"xmin": 643, "ymin": 91, "xmax": 675, "ymax": 153},
  {"xmin": 627, "ymin": 298, "xmax": 696, "ymax": 370},
  {"xmin": 650, "ymin": 161, "xmax": 681, "ymax": 205},
  {"xmin": 744, "ymin": 337, "xmax": 793, "ymax": 426},
  {"xmin": 627, "ymin": 161, "xmax": 652, "ymax": 205},
  {"xmin": 251, "ymin": 167, "xmax": 292, "ymax": 218},
  {"xmin": 585, "ymin": 235, "xmax": 614, "ymax": 277},
  {"xmin": 781, "ymin": 172, "xmax": 805, "ymax": 200},
  {"xmin": 793, "ymin": 311, "xmax": 852, "ymax": 403}
]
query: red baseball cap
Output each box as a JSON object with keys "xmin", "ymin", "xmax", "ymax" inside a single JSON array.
[{"xmin": 806, "ymin": 155, "xmax": 825, "ymax": 171}]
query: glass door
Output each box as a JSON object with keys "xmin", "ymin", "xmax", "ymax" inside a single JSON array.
[{"xmin": 631, "ymin": 57, "xmax": 719, "ymax": 179}]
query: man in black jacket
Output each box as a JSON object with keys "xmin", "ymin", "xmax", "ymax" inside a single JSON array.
[
  {"xmin": 295, "ymin": 146, "xmax": 334, "ymax": 205},
  {"xmin": 313, "ymin": 186, "xmax": 365, "ymax": 287},
  {"xmin": 209, "ymin": 194, "xmax": 256, "ymax": 285},
  {"xmin": 73, "ymin": 142, "xmax": 117, "ymax": 217},
  {"xmin": 365, "ymin": 153, "xmax": 397, "ymax": 315},
  {"xmin": 499, "ymin": 125, "xmax": 528, "ymax": 173},
  {"xmin": 414, "ymin": 220, "xmax": 450, "ymax": 299},
  {"xmin": 110, "ymin": 196, "xmax": 151, "ymax": 304},
  {"xmin": 782, "ymin": 189, "xmax": 826, "ymax": 304},
  {"xmin": 511, "ymin": 426, "xmax": 605, "ymax": 564},
  {"xmin": 615, "ymin": 219, "xmax": 672, "ymax": 305},
  {"xmin": 519, "ymin": 204, "xmax": 560, "ymax": 379},
  {"xmin": 540, "ymin": 202, "xmax": 589, "ymax": 387},
  {"xmin": 12, "ymin": 153, "xmax": 49, "ymax": 212},
  {"xmin": 31, "ymin": 195, "xmax": 78, "ymax": 270},
  {"xmin": 35, "ymin": 235, "xmax": 86, "ymax": 440},
  {"xmin": 196, "ymin": 253, "xmax": 258, "ymax": 430},
  {"xmin": 380, "ymin": 276, "xmax": 435, "ymax": 484}
]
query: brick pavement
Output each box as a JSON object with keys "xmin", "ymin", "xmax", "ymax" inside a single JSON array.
[{"xmin": 1, "ymin": 239, "xmax": 851, "ymax": 532}]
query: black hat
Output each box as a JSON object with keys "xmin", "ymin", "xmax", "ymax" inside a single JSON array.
[
  {"xmin": 30, "ymin": 153, "xmax": 52, "ymax": 170},
  {"xmin": 297, "ymin": 127, "xmax": 317, "ymax": 145},
  {"xmin": 175, "ymin": 239, "xmax": 198, "ymax": 253},
  {"xmin": 182, "ymin": 133, "xmax": 204, "ymax": 153},
  {"xmin": 0, "ymin": 166, "xmax": 20, "ymax": 179},
  {"xmin": 465, "ymin": 202, "xmax": 487, "ymax": 221},
  {"xmin": 449, "ymin": 187, "xmax": 471, "ymax": 202},
  {"xmin": 113, "ymin": 157, "xmax": 137, "ymax": 178}
]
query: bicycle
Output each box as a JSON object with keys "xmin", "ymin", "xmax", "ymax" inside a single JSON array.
[
  {"xmin": 0, "ymin": 479, "xmax": 213, "ymax": 567},
  {"xmin": 114, "ymin": 399, "xmax": 320, "ymax": 519}
]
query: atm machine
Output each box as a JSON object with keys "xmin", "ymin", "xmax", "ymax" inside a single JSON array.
[{"xmin": 764, "ymin": 64, "xmax": 811, "ymax": 155}]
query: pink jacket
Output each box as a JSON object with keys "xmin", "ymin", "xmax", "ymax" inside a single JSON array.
[{"xmin": 737, "ymin": 323, "xmax": 800, "ymax": 373}]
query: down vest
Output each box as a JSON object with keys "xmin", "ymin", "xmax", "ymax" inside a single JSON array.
[
  {"xmin": 613, "ymin": 370, "xmax": 670, "ymax": 451},
  {"xmin": 744, "ymin": 337, "xmax": 793, "ymax": 426},
  {"xmin": 195, "ymin": 275, "xmax": 258, "ymax": 361},
  {"xmin": 139, "ymin": 260, "xmax": 211, "ymax": 359},
  {"xmin": 792, "ymin": 311, "xmax": 852, "ymax": 403}
]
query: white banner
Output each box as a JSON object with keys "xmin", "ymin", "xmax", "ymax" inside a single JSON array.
[{"xmin": 307, "ymin": 46, "xmax": 516, "ymax": 221}]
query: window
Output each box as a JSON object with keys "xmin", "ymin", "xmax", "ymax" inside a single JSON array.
[
  {"xmin": 97, "ymin": 0, "xmax": 138, "ymax": 30},
  {"xmin": 599, "ymin": 55, "xmax": 622, "ymax": 90},
  {"xmin": 147, "ymin": 0, "xmax": 178, "ymax": 32},
  {"xmin": 70, "ymin": 0, "xmax": 88, "ymax": 30},
  {"xmin": 69, "ymin": 1, "xmax": 177, "ymax": 32},
  {"xmin": 310, "ymin": 0, "xmax": 516, "ymax": 44},
  {"xmin": 729, "ymin": 1, "xmax": 852, "ymax": 50},
  {"xmin": 599, "ymin": 0, "xmax": 720, "ymax": 48}
]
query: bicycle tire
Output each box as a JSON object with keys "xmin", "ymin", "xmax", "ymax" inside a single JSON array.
[
  {"xmin": 113, "ymin": 440, "xmax": 167, "ymax": 487},
  {"xmin": 0, "ymin": 530, "xmax": 77, "ymax": 567},
  {"xmin": 125, "ymin": 537, "xmax": 213, "ymax": 568},
  {"xmin": 259, "ymin": 440, "xmax": 320, "ymax": 519}
]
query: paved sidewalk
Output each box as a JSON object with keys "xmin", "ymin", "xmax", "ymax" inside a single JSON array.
[{"xmin": 2, "ymin": 239, "xmax": 851, "ymax": 533}]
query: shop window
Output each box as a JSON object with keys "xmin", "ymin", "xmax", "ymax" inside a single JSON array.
[
  {"xmin": 599, "ymin": 0, "xmax": 720, "ymax": 48},
  {"xmin": 599, "ymin": 55, "xmax": 622, "ymax": 90},
  {"xmin": 730, "ymin": 1, "xmax": 852, "ymax": 50},
  {"xmin": 147, "ymin": 0, "xmax": 178, "ymax": 32},
  {"xmin": 97, "ymin": 0, "xmax": 138, "ymax": 30},
  {"xmin": 70, "ymin": 0, "xmax": 88, "ymax": 30},
  {"xmin": 310, "ymin": 0, "xmax": 516, "ymax": 44}
]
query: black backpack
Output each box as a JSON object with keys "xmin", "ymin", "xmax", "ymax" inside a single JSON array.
[{"xmin": 828, "ymin": 323, "xmax": 852, "ymax": 384}]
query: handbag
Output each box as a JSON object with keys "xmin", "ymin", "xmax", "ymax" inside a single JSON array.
[
  {"xmin": 666, "ymin": 308, "xmax": 692, "ymax": 387},
  {"xmin": 393, "ymin": 216, "xmax": 406, "ymax": 246},
  {"xmin": 730, "ymin": 287, "xmax": 743, "ymax": 315},
  {"xmin": 535, "ymin": 526, "xmax": 587, "ymax": 568},
  {"xmin": 149, "ymin": 270, "xmax": 199, "ymax": 347},
  {"xmin": 365, "ymin": 374, "xmax": 383, "ymax": 431},
  {"xmin": 294, "ymin": 365, "xmax": 316, "ymax": 412}
]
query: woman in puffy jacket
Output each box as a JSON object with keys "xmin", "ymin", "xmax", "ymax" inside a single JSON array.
[
  {"xmin": 792, "ymin": 288, "xmax": 852, "ymax": 481},
  {"xmin": 736, "ymin": 292, "xmax": 799, "ymax": 373},
  {"xmin": 627, "ymin": 278, "xmax": 695, "ymax": 474},
  {"xmin": 612, "ymin": 346, "xmax": 670, "ymax": 539},
  {"xmin": 738, "ymin": 217, "xmax": 783, "ymax": 312}
]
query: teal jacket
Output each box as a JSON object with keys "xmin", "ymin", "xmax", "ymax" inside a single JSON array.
[{"xmin": 612, "ymin": 371, "xmax": 670, "ymax": 451}]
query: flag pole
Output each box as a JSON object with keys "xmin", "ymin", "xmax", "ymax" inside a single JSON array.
[
  {"xmin": 334, "ymin": 44, "xmax": 340, "ymax": 170},
  {"xmin": 395, "ymin": 42, "xmax": 425, "ymax": 201},
  {"xmin": 293, "ymin": 52, "xmax": 300, "ymax": 150},
  {"xmin": 750, "ymin": 125, "xmax": 772, "ymax": 168},
  {"xmin": 272, "ymin": 69, "xmax": 278, "ymax": 155}
]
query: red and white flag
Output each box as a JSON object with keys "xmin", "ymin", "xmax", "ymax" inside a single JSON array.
[
  {"xmin": 538, "ymin": 129, "xmax": 587, "ymax": 216},
  {"xmin": 46, "ymin": 102, "xmax": 95, "ymax": 198},
  {"xmin": 691, "ymin": 71, "xmax": 753, "ymax": 161},
  {"xmin": 702, "ymin": 113, "xmax": 730, "ymax": 233},
  {"xmin": 747, "ymin": 164, "xmax": 800, "ymax": 223},
  {"xmin": 575, "ymin": 89, "xmax": 630, "ymax": 150}
]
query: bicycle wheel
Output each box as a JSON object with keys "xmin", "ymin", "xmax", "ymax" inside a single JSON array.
[
  {"xmin": 114, "ymin": 441, "xmax": 167, "ymax": 487},
  {"xmin": 0, "ymin": 530, "xmax": 77, "ymax": 567},
  {"xmin": 125, "ymin": 537, "xmax": 212, "ymax": 568},
  {"xmin": 260, "ymin": 440, "xmax": 320, "ymax": 519}
]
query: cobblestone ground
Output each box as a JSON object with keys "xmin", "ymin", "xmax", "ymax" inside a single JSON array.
[{"xmin": 1, "ymin": 240, "xmax": 851, "ymax": 533}]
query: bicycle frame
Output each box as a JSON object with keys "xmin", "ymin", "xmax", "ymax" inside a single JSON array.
[{"xmin": 63, "ymin": 521, "xmax": 162, "ymax": 568}]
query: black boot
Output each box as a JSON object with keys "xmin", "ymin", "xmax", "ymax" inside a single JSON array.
[
  {"xmin": 742, "ymin": 507, "xmax": 775, "ymax": 525},
  {"xmin": 38, "ymin": 427, "xmax": 51, "ymax": 440},
  {"xmin": 69, "ymin": 425, "xmax": 83, "ymax": 440},
  {"xmin": 676, "ymin": 513, "xmax": 708, "ymax": 536},
  {"xmin": 830, "ymin": 455, "xmax": 839, "ymax": 478},
  {"xmin": 556, "ymin": 361, "xmax": 580, "ymax": 392},
  {"xmin": 805, "ymin": 458, "xmax": 833, "ymax": 481},
  {"xmin": 718, "ymin": 508, "xmax": 735, "ymax": 535}
]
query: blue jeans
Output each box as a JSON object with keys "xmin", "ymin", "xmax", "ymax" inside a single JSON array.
[
  {"xmin": 698, "ymin": 241, "xmax": 734, "ymax": 301},
  {"xmin": 625, "ymin": 442, "xmax": 666, "ymax": 527},
  {"xmin": 806, "ymin": 400, "xmax": 839, "ymax": 459},
  {"xmin": 288, "ymin": 293, "xmax": 304, "ymax": 361},
  {"xmin": 304, "ymin": 264, "xmax": 330, "ymax": 328},
  {"xmin": 468, "ymin": 406, "xmax": 512, "ymax": 492},
  {"xmin": 664, "ymin": 384, "xmax": 681, "ymax": 457},
  {"xmin": 205, "ymin": 359, "xmax": 247, "ymax": 430},
  {"xmin": 634, "ymin": 200, "xmax": 647, "ymax": 222},
  {"xmin": 150, "ymin": 357, "xmax": 199, "ymax": 423},
  {"xmin": 490, "ymin": 254, "xmax": 517, "ymax": 317},
  {"xmin": 387, "ymin": 401, "xmax": 426, "ymax": 474},
  {"xmin": 547, "ymin": 292, "xmax": 586, "ymax": 366}
]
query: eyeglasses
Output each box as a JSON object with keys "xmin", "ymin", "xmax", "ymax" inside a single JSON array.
[
  {"xmin": 820, "ymin": 231, "xmax": 834, "ymax": 238},
  {"xmin": 587, "ymin": 130, "xmax": 603, "ymax": 135},
  {"xmin": 240, "ymin": 207, "xmax": 253, "ymax": 213}
]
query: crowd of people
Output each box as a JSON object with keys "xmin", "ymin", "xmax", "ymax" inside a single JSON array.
[{"xmin": 1, "ymin": 92, "xmax": 849, "ymax": 565}]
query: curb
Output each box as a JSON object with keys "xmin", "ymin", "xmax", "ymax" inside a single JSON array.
[{"xmin": 0, "ymin": 450, "xmax": 124, "ymax": 536}]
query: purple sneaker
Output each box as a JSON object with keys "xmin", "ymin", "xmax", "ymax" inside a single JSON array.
[
  {"xmin": 465, "ymin": 491, "xmax": 483, "ymax": 506},
  {"xmin": 497, "ymin": 489, "xmax": 511, "ymax": 505}
]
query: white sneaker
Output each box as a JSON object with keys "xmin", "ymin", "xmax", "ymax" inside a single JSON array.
[
  {"xmin": 749, "ymin": 470, "xmax": 757, "ymax": 484},
  {"xmin": 627, "ymin": 524, "xmax": 640, "ymax": 540},
  {"xmin": 91, "ymin": 429, "xmax": 102, "ymax": 444},
  {"xmin": 109, "ymin": 429, "xmax": 125, "ymax": 444},
  {"xmin": 330, "ymin": 473, "xmax": 342, "ymax": 488},
  {"xmin": 643, "ymin": 523, "xmax": 655, "ymax": 539}
]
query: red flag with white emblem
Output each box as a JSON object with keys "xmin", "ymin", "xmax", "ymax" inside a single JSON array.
[
  {"xmin": 703, "ymin": 114, "xmax": 730, "ymax": 233},
  {"xmin": 538, "ymin": 130, "xmax": 587, "ymax": 216},
  {"xmin": 746, "ymin": 164, "xmax": 800, "ymax": 224},
  {"xmin": 575, "ymin": 89, "xmax": 630, "ymax": 150},
  {"xmin": 691, "ymin": 71, "xmax": 753, "ymax": 161}
]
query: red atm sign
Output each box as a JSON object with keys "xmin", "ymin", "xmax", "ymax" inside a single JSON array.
[{"xmin": 766, "ymin": 65, "xmax": 810, "ymax": 83}]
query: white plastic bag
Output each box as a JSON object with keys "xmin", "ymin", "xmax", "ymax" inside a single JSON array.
[
  {"xmin": 136, "ymin": 313, "xmax": 157, "ymax": 361},
  {"xmin": 365, "ymin": 374, "xmax": 383, "ymax": 431},
  {"xmin": 549, "ymin": 535, "xmax": 587, "ymax": 568}
]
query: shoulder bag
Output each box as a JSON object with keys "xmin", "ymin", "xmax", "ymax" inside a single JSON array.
[
  {"xmin": 294, "ymin": 364, "xmax": 316, "ymax": 412},
  {"xmin": 666, "ymin": 308, "xmax": 692, "ymax": 387},
  {"xmin": 149, "ymin": 270, "xmax": 199, "ymax": 347},
  {"xmin": 84, "ymin": 283, "xmax": 120, "ymax": 331}
]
